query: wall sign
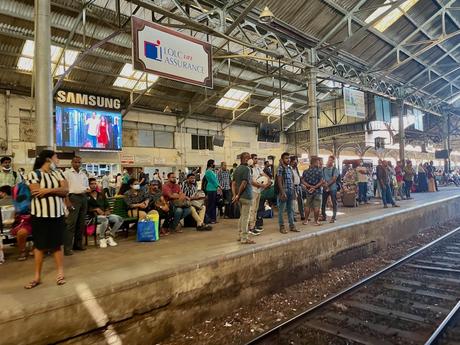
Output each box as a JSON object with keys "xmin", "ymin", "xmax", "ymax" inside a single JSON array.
[
  {"xmin": 131, "ymin": 17, "xmax": 213, "ymax": 88},
  {"xmin": 55, "ymin": 90, "xmax": 121, "ymax": 110},
  {"xmin": 344, "ymin": 88, "xmax": 366, "ymax": 119},
  {"xmin": 120, "ymin": 154, "xmax": 135, "ymax": 165}
]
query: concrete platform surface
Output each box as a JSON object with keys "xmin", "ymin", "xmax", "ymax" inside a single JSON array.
[{"xmin": 1, "ymin": 187, "xmax": 459, "ymax": 345}]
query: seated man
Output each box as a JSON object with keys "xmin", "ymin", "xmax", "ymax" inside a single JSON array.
[
  {"xmin": 162, "ymin": 172, "xmax": 191, "ymax": 232},
  {"xmin": 181, "ymin": 173, "xmax": 212, "ymax": 231},
  {"xmin": 147, "ymin": 180, "xmax": 174, "ymax": 236},
  {"xmin": 87, "ymin": 178, "xmax": 122, "ymax": 248}
]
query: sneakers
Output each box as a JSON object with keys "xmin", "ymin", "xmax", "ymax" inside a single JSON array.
[
  {"xmin": 392, "ymin": 204, "xmax": 400, "ymax": 208},
  {"xmin": 99, "ymin": 238, "xmax": 108, "ymax": 248},
  {"xmin": 197, "ymin": 224, "xmax": 212, "ymax": 231},
  {"xmin": 107, "ymin": 237, "xmax": 118, "ymax": 247},
  {"xmin": 255, "ymin": 226, "xmax": 264, "ymax": 232},
  {"xmin": 279, "ymin": 225, "xmax": 288, "ymax": 234},
  {"xmin": 249, "ymin": 228, "xmax": 261, "ymax": 236}
]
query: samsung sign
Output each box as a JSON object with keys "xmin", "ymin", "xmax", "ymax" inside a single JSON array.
[
  {"xmin": 132, "ymin": 17, "xmax": 212, "ymax": 88},
  {"xmin": 55, "ymin": 90, "xmax": 121, "ymax": 110}
]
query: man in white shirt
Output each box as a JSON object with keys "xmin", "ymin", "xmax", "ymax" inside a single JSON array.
[
  {"xmin": 248, "ymin": 154, "xmax": 269, "ymax": 235},
  {"xmin": 64, "ymin": 156, "xmax": 89, "ymax": 255},
  {"xmin": 290, "ymin": 156, "xmax": 305, "ymax": 221},
  {"xmin": 85, "ymin": 112, "xmax": 100, "ymax": 148}
]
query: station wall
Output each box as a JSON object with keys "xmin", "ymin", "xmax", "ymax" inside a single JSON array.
[{"xmin": 0, "ymin": 92, "xmax": 288, "ymax": 171}]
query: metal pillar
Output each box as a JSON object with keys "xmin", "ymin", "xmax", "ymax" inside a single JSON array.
[
  {"xmin": 397, "ymin": 99, "xmax": 405, "ymax": 164},
  {"xmin": 35, "ymin": 0, "xmax": 54, "ymax": 151},
  {"xmin": 444, "ymin": 112, "xmax": 451, "ymax": 173},
  {"xmin": 308, "ymin": 49, "xmax": 319, "ymax": 156}
]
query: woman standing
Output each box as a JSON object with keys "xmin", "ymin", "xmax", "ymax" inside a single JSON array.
[
  {"xmin": 25, "ymin": 150, "xmax": 69, "ymax": 289},
  {"xmin": 97, "ymin": 116, "xmax": 110, "ymax": 148},
  {"xmin": 417, "ymin": 163, "xmax": 429, "ymax": 192}
]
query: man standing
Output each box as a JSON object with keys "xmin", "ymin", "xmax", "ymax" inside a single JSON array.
[
  {"xmin": 64, "ymin": 156, "xmax": 89, "ymax": 255},
  {"xmin": 248, "ymin": 154, "xmax": 269, "ymax": 235},
  {"xmin": 138, "ymin": 168, "xmax": 149, "ymax": 190},
  {"xmin": 204, "ymin": 159, "xmax": 221, "ymax": 224},
  {"xmin": 377, "ymin": 160, "xmax": 399, "ymax": 209},
  {"xmin": 321, "ymin": 156, "xmax": 339, "ymax": 223},
  {"xmin": 263, "ymin": 161, "xmax": 273, "ymax": 179},
  {"xmin": 0, "ymin": 156, "xmax": 20, "ymax": 187},
  {"xmin": 101, "ymin": 171, "xmax": 111, "ymax": 197},
  {"xmin": 356, "ymin": 160, "xmax": 369, "ymax": 204},
  {"xmin": 403, "ymin": 160, "xmax": 415, "ymax": 199},
  {"xmin": 178, "ymin": 169, "xmax": 186, "ymax": 184},
  {"xmin": 122, "ymin": 170, "xmax": 130, "ymax": 184},
  {"xmin": 277, "ymin": 152, "xmax": 298, "ymax": 233},
  {"xmin": 85, "ymin": 112, "xmax": 100, "ymax": 148},
  {"xmin": 232, "ymin": 152, "xmax": 255, "ymax": 244},
  {"xmin": 302, "ymin": 156, "xmax": 324, "ymax": 226},
  {"xmin": 217, "ymin": 162, "xmax": 232, "ymax": 218},
  {"xmin": 290, "ymin": 156, "xmax": 305, "ymax": 222}
]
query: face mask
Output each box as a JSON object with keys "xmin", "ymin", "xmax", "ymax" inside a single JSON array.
[
  {"xmin": 247, "ymin": 159, "xmax": 254, "ymax": 166},
  {"xmin": 132, "ymin": 184, "xmax": 140, "ymax": 190},
  {"xmin": 2, "ymin": 167, "xmax": 11, "ymax": 172}
]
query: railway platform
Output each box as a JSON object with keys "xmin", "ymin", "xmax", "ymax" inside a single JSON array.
[{"xmin": 1, "ymin": 188, "xmax": 460, "ymax": 345}]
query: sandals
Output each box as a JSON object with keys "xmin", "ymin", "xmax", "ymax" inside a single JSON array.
[
  {"xmin": 159, "ymin": 228, "xmax": 170, "ymax": 237},
  {"xmin": 240, "ymin": 239, "xmax": 256, "ymax": 244},
  {"xmin": 17, "ymin": 251, "xmax": 27, "ymax": 261},
  {"xmin": 24, "ymin": 280, "xmax": 41, "ymax": 289},
  {"xmin": 56, "ymin": 275, "xmax": 66, "ymax": 286}
]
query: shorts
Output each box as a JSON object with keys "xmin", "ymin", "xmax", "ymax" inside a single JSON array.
[{"xmin": 305, "ymin": 194, "xmax": 321, "ymax": 209}]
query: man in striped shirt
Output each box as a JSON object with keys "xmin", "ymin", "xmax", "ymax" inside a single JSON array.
[
  {"xmin": 181, "ymin": 174, "xmax": 211, "ymax": 231},
  {"xmin": 217, "ymin": 162, "xmax": 232, "ymax": 218}
]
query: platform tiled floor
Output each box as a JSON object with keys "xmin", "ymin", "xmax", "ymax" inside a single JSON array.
[{"xmin": 1, "ymin": 187, "xmax": 459, "ymax": 312}]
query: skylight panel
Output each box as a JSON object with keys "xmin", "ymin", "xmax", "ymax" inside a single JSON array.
[
  {"xmin": 113, "ymin": 63, "xmax": 159, "ymax": 91},
  {"xmin": 365, "ymin": 0, "xmax": 419, "ymax": 32},
  {"xmin": 216, "ymin": 88, "xmax": 250, "ymax": 110},
  {"xmin": 261, "ymin": 99, "xmax": 293, "ymax": 116},
  {"xmin": 17, "ymin": 40, "xmax": 79, "ymax": 74}
]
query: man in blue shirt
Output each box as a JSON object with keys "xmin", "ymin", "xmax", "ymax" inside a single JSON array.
[
  {"xmin": 277, "ymin": 152, "xmax": 298, "ymax": 233},
  {"xmin": 301, "ymin": 156, "xmax": 324, "ymax": 226},
  {"xmin": 321, "ymin": 155, "xmax": 339, "ymax": 223}
]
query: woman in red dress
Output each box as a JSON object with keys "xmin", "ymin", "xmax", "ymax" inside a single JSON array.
[{"xmin": 97, "ymin": 116, "xmax": 109, "ymax": 148}]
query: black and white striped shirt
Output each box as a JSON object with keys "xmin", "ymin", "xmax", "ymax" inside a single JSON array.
[
  {"xmin": 181, "ymin": 181, "xmax": 197, "ymax": 198},
  {"xmin": 27, "ymin": 170, "xmax": 66, "ymax": 218}
]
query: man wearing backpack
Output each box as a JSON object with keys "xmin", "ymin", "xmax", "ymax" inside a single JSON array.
[
  {"xmin": 0, "ymin": 156, "xmax": 20, "ymax": 187},
  {"xmin": 321, "ymin": 156, "xmax": 339, "ymax": 223},
  {"xmin": 276, "ymin": 152, "xmax": 298, "ymax": 234}
]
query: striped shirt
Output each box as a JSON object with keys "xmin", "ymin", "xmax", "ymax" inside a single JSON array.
[
  {"xmin": 27, "ymin": 170, "xmax": 66, "ymax": 218},
  {"xmin": 217, "ymin": 170, "xmax": 231, "ymax": 190},
  {"xmin": 181, "ymin": 181, "xmax": 197, "ymax": 198}
]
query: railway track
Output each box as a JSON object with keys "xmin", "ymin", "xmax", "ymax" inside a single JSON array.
[{"xmin": 245, "ymin": 226, "xmax": 460, "ymax": 345}]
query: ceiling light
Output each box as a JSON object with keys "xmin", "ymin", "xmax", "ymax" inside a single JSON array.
[
  {"xmin": 261, "ymin": 99, "xmax": 293, "ymax": 116},
  {"xmin": 365, "ymin": 0, "xmax": 420, "ymax": 32},
  {"xmin": 258, "ymin": 6, "xmax": 274, "ymax": 24},
  {"xmin": 113, "ymin": 63, "xmax": 159, "ymax": 91},
  {"xmin": 216, "ymin": 88, "xmax": 250, "ymax": 110}
]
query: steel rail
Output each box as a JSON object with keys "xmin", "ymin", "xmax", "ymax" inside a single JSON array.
[
  {"xmin": 424, "ymin": 300, "xmax": 460, "ymax": 345},
  {"xmin": 244, "ymin": 225, "xmax": 460, "ymax": 344}
]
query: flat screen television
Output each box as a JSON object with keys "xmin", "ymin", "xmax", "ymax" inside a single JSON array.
[
  {"xmin": 55, "ymin": 105, "xmax": 122, "ymax": 151},
  {"xmin": 258, "ymin": 123, "xmax": 280, "ymax": 143}
]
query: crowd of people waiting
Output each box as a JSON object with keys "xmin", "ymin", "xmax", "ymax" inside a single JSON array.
[{"xmin": 0, "ymin": 150, "xmax": 455, "ymax": 289}]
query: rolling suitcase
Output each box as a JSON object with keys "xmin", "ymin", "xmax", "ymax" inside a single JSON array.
[{"xmin": 342, "ymin": 191, "xmax": 357, "ymax": 207}]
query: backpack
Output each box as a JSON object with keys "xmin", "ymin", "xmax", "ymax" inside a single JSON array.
[
  {"xmin": 12, "ymin": 170, "xmax": 41, "ymax": 215},
  {"xmin": 274, "ymin": 165, "xmax": 286, "ymax": 195}
]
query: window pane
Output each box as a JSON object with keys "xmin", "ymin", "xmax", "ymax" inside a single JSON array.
[
  {"xmin": 192, "ymin": 135, "xmax": 198, "ymax": 149},
  {"xmin": 207, "ymin": 136, "xmax": 214, "ymax": 151},
  {"xmin": 138, "ymin": 130, "xmax": 154, "ymax": 147},
  {"xmin": 199, "ymin": 135, "xmax": 206, "ymax": 149},
  {"xmin": 155, "ymin": 131, "xmax": 174, "ymax": 148}
]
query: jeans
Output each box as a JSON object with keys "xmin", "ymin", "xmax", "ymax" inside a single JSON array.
[
  {"xmin": 277, "ymin": 190, "xmax": 295, "ymax": 226},
  {"xmin": 295, "ymin": 185, "xmax": 305, "ymax": 220},
  {"xmin": 88, "ymin": 134, "xmax": 97, "ymax": 148},
  {"xmin": 321, "ymin": 190, "xmax": 337, "ymax": 220},
  {"xmin": 381, "ymin": 183, "xmax": 395, "ymax": 206},
  {"xmin": 206, "ymin": 191, "xmax": 217, "ymax": 222},
  {"xmin": 238, "ymin": 198, "xmax": 252, "ymax": 241},
  {"xmin": 96, "ymin": 214, "xmax": 123, "ymax": 238},
  {"xmin": 172, "ymin": 207, "xmax": 192, "ymax": 229},
  {"xmin": 357, "ymin": 182, "xmax": 367, "ymax": 203},
  {"xmin": 65, "ymin": 194, "xmax": 88, "ymax": 251},
  {"xmin": 404, "ymin": 180, "xmax": 413, "ymax": 198}
]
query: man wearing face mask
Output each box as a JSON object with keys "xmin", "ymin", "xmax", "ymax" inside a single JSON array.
[
  {"xmin": 63, "ymin": 156, "xmax": 89, "ymax": 255},
  {"xmin": 0, "ymin": 157, "xmax": 20, "ymax": 187},
  {"xmin": 162, "ymin": 172, "xmax": 192, "ymax": 232},
  {"xmin": 204, "ymin": 159, "xmax": 221, "ymax": 224}
]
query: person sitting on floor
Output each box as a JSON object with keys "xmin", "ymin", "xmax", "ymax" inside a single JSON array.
[
  {"xmin": 162, "ymin": 172, "xmax": 191, "ymax": 233},
  {"xmin": 87, "ymin": 178, "xmax": 122, "ymax": 248},
  {"xmin": 181, "ymin": 173, "xmax": 212, "ymax": 231},
  {"xmin": 147, "ymin": 180, "xmax": 174, "ymax": 236},
  {"xmin": 123, "ymin": 178, "xmax": 149, "ymax": 220}
]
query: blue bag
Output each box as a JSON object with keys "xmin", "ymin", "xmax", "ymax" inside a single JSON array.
[
  {"xmin": 12, "ymin": 170, "xmax": 41, "ymax": 215},
  {"xmin": 136, "ymin": 220, "xmax": 158, "ymax": 242}
]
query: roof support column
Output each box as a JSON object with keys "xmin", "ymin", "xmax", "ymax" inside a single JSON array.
[
  {"xmin": 34, "ymin": 0, "xmax": 54, "ymax": 151},
  {"xmin": 308, "ymin": 49, "xmax": 319, "ymax": 157},
  {"xmin": 444, "ymin": 112, "xmax": 451, "ymax": 173},
  {"xmin": 397, "ymin": 99, "xmax": 405, "ymax": 165}
]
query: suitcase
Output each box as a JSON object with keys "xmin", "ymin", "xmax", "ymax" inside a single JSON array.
[
  {"xmin": 342, "ymin": 191, "xmax": 357, "ymax": 207},
  {"xmin": 228, "ymin": 202, "xmax": 240, "ymax": 219}
]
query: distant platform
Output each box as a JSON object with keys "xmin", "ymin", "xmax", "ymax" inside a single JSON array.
[{"xmin": 1, "ymin": 187, "xmax": 460, "ymax": 345}]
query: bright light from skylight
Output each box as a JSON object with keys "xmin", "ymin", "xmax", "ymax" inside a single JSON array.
[
  {"xmin": 261, "ymin": 99, "xmax": 293, "ymax": 116},
  {"xmin": 17, "ymin": 40, "xmax": 79, "ymax": 75},
  {"xmin": 216, "ymin": 88, "xmax": 250, "ymax": 110},
  {"xmin": 365, "ymin": 0, "xmax": 419, "ymax": 32},
  {"xmin": 113, "ymin": 63, "xmax": 159, "ymax": 91}
]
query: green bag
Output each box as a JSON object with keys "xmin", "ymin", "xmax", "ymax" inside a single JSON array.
[{"xmin": 261, "ymin": 185, "xmax": 275, "ymax": 201}]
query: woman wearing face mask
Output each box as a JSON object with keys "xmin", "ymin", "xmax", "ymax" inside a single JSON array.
[
  {"xmin": 123, "ymin": 178, "xmax": 149, "ymax": 220},
  {"xmin": 24, "ymin": 150, "xmax": 69, "ymax": 289},
  {"xmin": 204, "ymin": 159, "xmax": 221, "ymax": 224}
]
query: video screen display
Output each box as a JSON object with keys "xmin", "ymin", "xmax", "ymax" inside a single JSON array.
[{"xmin": 55, "ymin": 105, "xmax": 122, "ymax": 151}]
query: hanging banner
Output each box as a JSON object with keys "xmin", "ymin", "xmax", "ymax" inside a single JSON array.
[
  {"xmin": 343, "ymin": 88, "xmax": 366, "ymax": 118},
  {"xmin": 131, "ymin": 17, "xmax": 213, "ymax": 88}
]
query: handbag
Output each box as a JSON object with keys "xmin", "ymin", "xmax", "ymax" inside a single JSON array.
[
  {"xmin": 173, "ymin": 199, "xmax": 191, "ymax": 208},
  {"xmin": 137, "ymin": 220, "xmax": 158, "ymax": 242},
  {"xmin": 86, "ymin": 217, "xmax": 97, "ymax": 236}
]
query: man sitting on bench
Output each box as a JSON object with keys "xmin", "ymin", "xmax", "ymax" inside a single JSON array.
[{"xmin": 181, "ymin": 173, "xmax": 212, "ymax": 231}]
